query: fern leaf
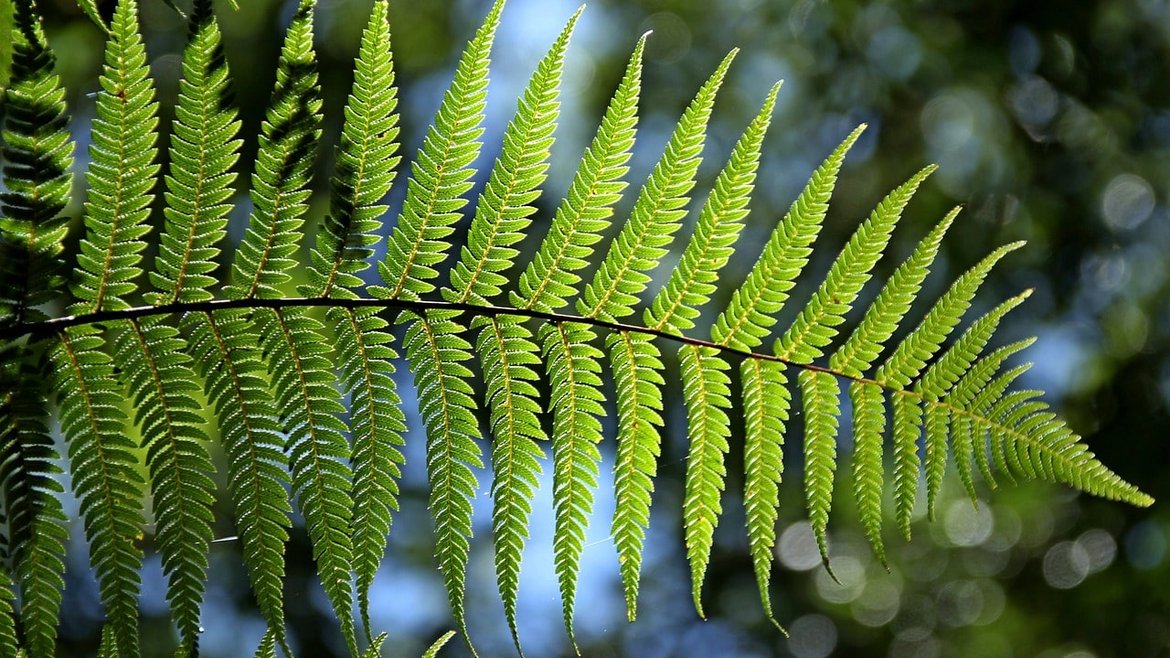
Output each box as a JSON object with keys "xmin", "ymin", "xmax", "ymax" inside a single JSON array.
[
  {"xmin": 874, "ymin": 241, "xmax": 1025, "ymax": 388},
  {"xmin": 53, "ymin": 330, "xmax": 145, "ymax": 658},
  {"xmin": 646, "ymin": 81, "xmax": 780, "ymax": 334},
  {"xmin": 542, "ymin": 321, "xmax": 605, "ymax": 648},
  {"xmin": 335, "ymin": 307, "xmax": 405, "ymax": 638},
  {"xmin": 256, "ymin": 307, "xmax": 357, "ymax": 657},
  {"xmin": 830, "ymin": 207, "xmax": 958, "ymax": 377},
  {"xmin": 890, "ymin": 391, "xmax": 921, "ymax": 540},
  {"xmin": 71, "ymin": 0, "xmax": 158, "ymax": 314},
  {"xmin": 512, "ymin": 32, "xmax": 646, "ymax": 312},
  {"xmin": 578, "ymin": 49, "xmax": 736, "ymax": 321},
  {"xmin": 849, "ymin": 381, "xmax": 886, "ymax": 565},
  {"xmin": 922, "ymin": 402, "xmax": 949, "ymax": 521},
  {"xmin": 972, "ymin": 386, "xmax": 1152, "ymax": 506},
  {"xmin": 776, "ymin": 165, "xmax": 936, "ymax": 363},
  {"xmin": 10, "ymin": 429, "xmax": 68, "ymax": 658},
  {"xmin": 108, "ymin": 7, "xmax": 231, "ymax": 648},
  {"xmin": 376, "ymin": 0, "xmax": 504, "ymax": 300},
  {"xmin": 183, "ymin": 312, "xmax": 292, "ymax": 654},
  {"xmin": 711, "ymin": 125, "xmax": 865, "ymax": 350},
  {"xmin": 970, "ymin": 364, "xmax": 1032, "ymax": 488},
  {"xmin": 948, "ymin": 339, "xmax": 1035, "ymax": 495},
  {"xmin": 798, "ymin": 369, "xmax": 840, "ymax": 574},
  {"xmin": 112, "ymin": 318, "xmax": 214, "ymax": 653},
  {"xmin": 361, "ymin": 633, "xmax": 387, "ymax": 658},
  {"xmin": 607, "ymin": 329, "xmax": 664, "ymax": 621},
  {"xmin": 251, "ymin": 630, "xmax": 277, "ymax": 658},
  {"xmin": 227, "ymin": 0, "xmax": 321, "ymax": 300},
  {"xmin": 447, "ymin": 7, "xmax": 579, "ymax": 306},
  {"xmin": 302, "ymin": 1, "xmax": 404, "ymax": 636},
  {"xmin": 951, "ymin": 412, "xmax": 977, "ymax": 503},
  {"xmin": 0, "ymin": 349, "xmax": 67, "ymax": 658},
  {"xmin": 74, "ymin": 0, "xmax": 107, "ymax": 33},
  {"xmin": 401, "ymin": 310, "xmax": 482, "ymax": 647},
  {"xmin": 478, "ymin": 315, "xmax": 546, "ymax": 654},
  {"xmin": 740, "ymin": 357, "xmax": 788, "ymax": 626},
  {"xmin": 150, "ymin": 0, "xmax": 241, "ymax": 305},
  {"xmin": 421, "ymin": 631, "xmax": 457, "ymax": 658},
  {"xmin": 947, "ymin": 337, "xmax": 1036, "ymax": 410},
  {"xmin": 306, "ymin": 0, "xmax": 399, "ymax": 299},
  {"xmin": 0, "ymin": 565, "xmax": 15, "ymax": 658},
  {"xmin": 0, "ymin": 0, "xmax": 74, "ymax": 324},
  {"xmin": 915, "ymin": 289, "xmax": 1032, "ymax": 401},
  {"xmin": 679, "ymin": 345, "xmax": 733, "ymax": 616}
]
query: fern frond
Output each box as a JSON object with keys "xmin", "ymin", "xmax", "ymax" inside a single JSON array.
[
  {"xmin": 422, "ymin": 631, "xmax": 457, "ymax": 658},
  {"xmin": 335, "ymin": 308, "xmax": 405, "ymax": 638},
  {"xmin": 401, "ymin": 309, "xmax": 482, "ymax": 647},
  {"xmin": 578, "ymin": 49, "xmax": 736, "ymax": 321},
  {"xmin": 776, "ymin": 165, "xmax": 936, "ymax": 363},
  {"xmin": 711, "ymin": 125, "xmax": 865, "ymax": 350},
  {"xmin": 252, "ymin": 629, "xmax": 277, "ymax": 658},
  {"xmin": 0, "ymin": 0, "xmax": 74, "ymax": 324},
  {"xmin": 111, "ymin": 318, "xmax": 214, "ymax": 653},
  {"xmin": 477, "ymin": 315, "xmax": 545, "ymax": 653},
  {"xmin": 71, "ymin": 0, "xmax": 157, "ymax": 315},
  {"xmin": 375, "ymin": 3, "xmax": 503, "ymax": 646},
  {"xmin": 830, "ymin": 207, "xmax": 958, "ymax": 377},
  {"xmin": 512, "ymin": 32, "xmax": 646, "ymax": 312},
  {"xmin": 303, "ymin": 1, "xmax": 404, "ymax": 636},
  {"xmin": 916, "ymin": 290, "xmax": 1032, "ymax": 402},
  {"xmin": 951, "ymin": 411, "xmax": 977, "ymax": 503},
  {"xmin": 740, "ymin": 357, "xmax": 788, "ymax": 626},
  {"xmin": 679, "ymin": 345, "xmax": 733, "ymax": 616},
  {"xmin": 256, "ymin": 307, "xmax": 357, "ymax": 656},
  {"xmin": 798, "ymin": 369, "xmax": 840, "ymax": 574},
  {"xmin": 447, "ymin": 6, "xmax": 579, "ymax": 306},
  {"xmin": 361, "ymin": 634, "xmax": 387, "ymax": 658},
  {"xmin": 183, "ymin": 311, "xmax": 292, "ymax": 653},
  {"xmin": 306, "ymin": 0, "xmax": 399, "ymax": 299},
  {"xmin": 150, "ymin": 0, "xmax": 241, "ymax": 305},
  {"xmin": 849, "ymin": 381, "xmax": 886, "ymax": 565},
  {"xmin": 0, "ymin": 349, "xmax": 66, "ymax": 658},
  {"xmin": 890, "ymin": 391, "xmax": 922, "ymax": 540},
  {"xmin": 542, "ymin": 321, "xmax": 605, "ymax": 648},
  {"xmin": 922, "ymin": 402, "xmax": 948, "ymax": 521},
  {"xmin": 947, "ymin": 339, "xmax": 1035, "ymax": 496},
  {"xmin": 109, "ymin": 6, "xmax": 231, "ymax": 649},
  {"xmin": 227, "ymin": 0, "xmax": 321, "ymax": 300},
  {"xmin": 969, "ymin": 364, "xmax": 1032, "ymax": 486},
  {"xmin": 72, "ymin": 0, "xmax": 107, "ymax": 32},
  {"xmin": 0, "ymin": 565, "xmax": 15, "ymax": 658},
  {"xmin": 967, "ymin": 380, "xmax": 1152, "ymax": 506},
  {"xmin": 376, "ymin": 0, "xmax": 504, "ymax": 300},
  {"xmin": 874, "ymin": 241, "xmax": 1024, "ymax": 388},
  {"xmin": 948, "ymin": 338, "xmax": 1036, "ymax": 411},
  {"xmin": 52, "ymin": 330, "xmax": 145, "ymax": 658},
  {"xmin": 646, "ymin": 81, "xmax": 780, "ymax": 334},
  {"xmin": 607, "ymin": 329, "xmax": 664, "ymax": 621}
]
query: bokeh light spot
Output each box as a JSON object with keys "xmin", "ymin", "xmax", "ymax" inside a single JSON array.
[
  {"xmin": 787, "ymin": 614, "xmax": 838, "ymax": 658},
  {"xmin": 1042, "ymin": 540, "xmax": 1091, "ymax": 589},
  {"xmin": 1101, "ymin": 173, "xmax": 1155, "ymax": 232},
  {"xmin": 1076, "ymin": 529, "xmax": 1117, "ymax": 575},
  {"xmin": 778, "ymin": 521, "xmax": 823, "ymax": 571},
  {"xmin": 944, "ymin": 500, "xmax": 994, "ymax": 547},
  {"xmin": 815, "ymin": 556, "xmax": 865, "ymax": 603}
]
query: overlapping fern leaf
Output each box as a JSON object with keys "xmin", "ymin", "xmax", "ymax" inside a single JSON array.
[
  {"xmin": 0, "ymin": 1, "xmax": 1155, "ymax": 657},
  {"xmin": 0, "ymin": 3, "xmax": 71, "ymax": 656}
]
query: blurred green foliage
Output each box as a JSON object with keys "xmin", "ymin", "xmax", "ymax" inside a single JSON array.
[{"xmin": 28, "ymin": 0, "xmax": 1169, "ymax": 656}]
